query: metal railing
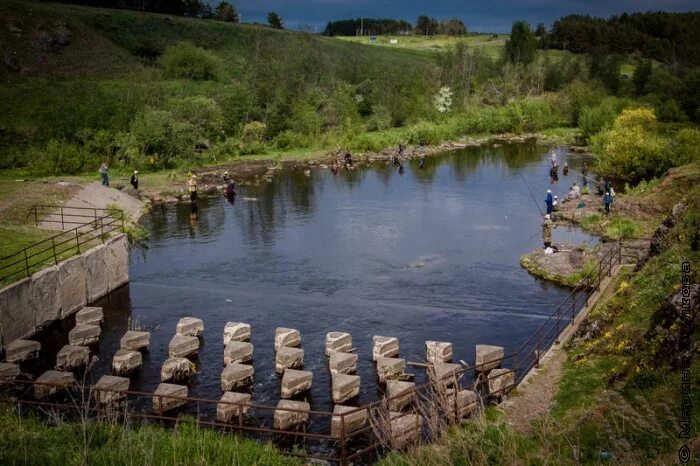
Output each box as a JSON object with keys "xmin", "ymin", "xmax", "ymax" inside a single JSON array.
[
  {"xmin": 26, "ymin": 205, "xmax": 116, "ymax": 230},
  {"xmin": 3, "ymin": 240, "xmax": 632, "ymax": 464},
  {"xmin": 0, "ymin": 207, "xmax": 125, "ymax": 284}
]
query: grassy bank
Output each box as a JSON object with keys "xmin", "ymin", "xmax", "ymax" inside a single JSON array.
[
  {"xmin": 0, "ymin": 404, "xmax": 300, "ymax": 465},
  {"xmin": 381, "ymin": 163, "xmax": 700, "ymax": 464}
]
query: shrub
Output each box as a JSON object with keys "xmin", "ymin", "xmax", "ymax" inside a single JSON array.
[
  {"xmin": 168, "ymin": 96, "xmax": 224, "ymax": 141},
  {"xmin": 407, "ymin": 121, "xmax": 442, "ymax": 145},
  {"xmin": 273, "ymin": 131, "xmax": 311, "ymax": 150},
  {"xmin": 160, "ymin": 42, "xmax": 219, "ymax": 80},
  {"xmin": 242, "ymin": 121, "xmax": 267, "ymax": 143},
  {"xmin": 365, "ymin": 105, "xmax": 392, "ymax": 132},
  {"xmin": 668, "ymin": 128, "xmax": 700, "ymax": 166},
  {"xmin": 579, "ymin": 97, "xmax": 629, "ymax": 141},
  {"xmin": 654, "ymin": 99, "xmax": 688, "ymax": 123},
  {"xmin": 129, "ymin": 108, "xmax": 196, "ymax": 168},
  {"xmin": 31, "ymin": 139, "xmax": 89, "ymax": 175},
  {"xmin": 348, "ymin": 131, "xmax": 396, "ymax": 152}
]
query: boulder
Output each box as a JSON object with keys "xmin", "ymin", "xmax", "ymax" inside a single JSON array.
[
  {"xmin": 68, "ymin": 324, "xmax": 101, "ymax": 346},
  {"xmin": 75, "ymin": 307, "xmax": 104, "ymax": 326},
  {"xmin": 331, "ymin": 373, "xmax": 360, "ymax": 404},
  {"xmin": 160, "ymin": 357, "xmax": 196, "ymax": 382},
  {"xmin": 273, "ymin": 400, "xmax": 309, "ymax": 430},
  {"xmin": 221, "ymin": 363, "xmax": 253, "ymax": 391},
  {"xmin": 281, "ymin": 369, "xmax": 313, "ymax": 398},
  {"xmin": 389, "ymin": 412, "xmax": 422, "ymax": 449},
  {"xmin": 120, "ymin": 330, "xmax": 150, "ymax": 351},
  {"xmin": 475, "ymin": 344, "xmax": 504, "ymax": 372},
  {"xmin": 55, "ymin": 345, "xmax": 90, "ymax": 370},
  {"xmin": 168, "ymin": 334, "xmax": 199, "ymax": 358},
  {"xmin": 153, "ymin": 383, "xmax": 188, "ymax": 412},
  {"xmin": 0, "ymin": 362, "xmax": 20, "ymax": 383},
  {"xmin": 176, "ymin": 317, "xmax": 204, "ymax": 337},
  {"xmin": 94, "ymin": 375, "xmax": 129, "ymax": 405},
  {"xmin": 34, "ymin": 370, "xmax": 75, "ymax": 399},
  {"xmin": 487, "ymin": 368, "xmax": 515, "ymax": 397},
  {"xmin": 325, "ymin": 332, "xmax": 352, "ymax": 356},
  {"xmin": 331, "ymin": 405, "xmax": 368, "ymax": 437},
  {"xmin": 275, "ymin": 346, "xmax": 304, "ymax": 374},
  {"xmin": 329, "ymin": 351, "xmax": 357, "ymax": 375},
  {"xmin": 112, "ymin": 349, "xmax": 142, "ymax": 375},
  {"xmin": 386, "ymin": 380, "xmax": 414, "ymax": 411},
  {"xmin": 223, "ymin": 322, "xmax": 251, "ymax": 345},
  {"xmin": 426, "ymin": 341, "xmax": 453, "ymax": 364},
  {"xmin": 275, "ymin": 327, "xmax": 301, "ymax": 350},
  {"xmin": 376, "ymin": 357, "xmax": 406, "ymax": 383},
  {"xmin": 223, "ymin": 341, "xmax": 253, "ymax": 365},
  {"xmin": 5, "ymin": 339, "xmax": 40, "ymax": 363},
  {"xmin": 372, "ymin": 336, "xmax": 399, "ymax": 361},
  {"xmin": 446, "ymin": 389, "xmax": 480, "ymax": 419},
  {"xmin": 217, "ymin": 392, "xmax": 251, "ymax": 423},
  {"xmin": 432, "ymin": 362, "xmax": 461, "ymax": 388}
]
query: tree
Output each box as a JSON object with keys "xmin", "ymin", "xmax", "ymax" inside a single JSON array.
[
  {"xmin": 415, "ymin": 15, "xmax": 438, "ymax": 36},
  {"xmin": 267, "ymin": 11, "xmax": 284, "ymax": 29},
  {"xmin": 440, "ymin": 18, "xmax": 467, "ymax": 36},
  {"xmin": 504, "ymin": 21, "xmax": 538, "ymax": 64},
  {"xmin": 215, "ymin": 1, "xmax": 239, "ymax": 23},
  {"xmin": 632, "ymin": 59, "xmax": 653, "ymax": 95},
  {"xmin": 535, "ymin": 23, "xmax": 546, "ymax": 37}
]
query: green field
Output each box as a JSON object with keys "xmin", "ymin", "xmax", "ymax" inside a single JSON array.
[{"xmin": 336, "ymin": 34, "xmax": 508, "ymax": 58}]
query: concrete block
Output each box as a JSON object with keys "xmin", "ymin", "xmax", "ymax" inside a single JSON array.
[
  {"xmin": 75, "ymin": 307, "xmax": 103, "ymax": 326},
  {"xmin": 32, "ymin": 265, "xmax": 61, "ymax": 327},
  {"xmin": 325, "ymin": 332, "xmax": 352, "ymax": 356},
  {"xmin": 5, "ymin": 339, "xmax": 40, "ymax": 363},
  {"xmin": 433, "ymin": 362, "xmax": 461, "ymax": 388},
  {"xmin": 281, "ymin": 369, "xmax": 312, "ymax": 398},
  {"xmin": 386, "ymin": 380, "xmax": 414, "ymax": 411},
  {"xmin": 55, "ymin": 345, "xmax": 90, "ymax": 370},
  {"xmin": 376, "ymin": 357, "xmax": 406, "ymax": 383},
  {"xmin": 34, "ymin": 370, "xmax": 75, "ymax": 399},
  {"xmin": 68, "ymin": 324, "xmax": 101, "ymax": 346},
  {"xmin": 216, "ymin": 392, "xmax": 251, "ymax": 423},
  {"xmin": 273, "ymin": 400, "xmax": 309, "ymax": 430},
  {"xmin": 475, "ymin": 344, "xmax": 504, "ymax": 372},
  {"xmin": 389, "ymin": 412, "xmax": 422, "ymax": 449},
  {"xmin": 120, "ymin": 330, "xmax": 150, "ymax": 351},
  {"xmin": 0, "ymin": 278, "xmax": 35, "ymax": 346},
  {"xmin": 85, "ymin": 244, "xmax": 109, "ymax": 303},
  {"xmin": 94, "ymin": 375, "xmax": 129, "ymax": 404},
  {"xmin": 221, "ymin": 363, "xmax": 253, "ymax": 391},
  {"xmin": 223, "ymin": 341, "xmax": 253, "ymax": 365},
  {"xmin": 112, "ymin": 349, "xmax": 142, "ymax": 375},
  {"xmin": 223, "ymin": 322, "xmax": 250, "ymax": 345},
  {"xmin": 105, "ymin": 235, "xmax": 129, "ymax": 290},
  {"xmin": 331, "ymin": 373, "xmax": 360, "ymax": 404},
  {"xmin": 58, "ymin": 254, "xmax": 87, "ymax": 318},
  {"xmin": 0, "ymin": 362, "xmax": 20, "ymax": 383},
  {"xmin": 153, "ymin": 383, "xmax": 187, "ymax": 412},
  {"xmin": 487, "ymin": 368, "xmax": 515, "ymax": 397},
  {"xmin": 446, "ymin": 389, "xmax": 480, "ymax": 418},
  {"xmin": 168, "ymin": 334, "xmax": 199, "ymax": 358},
  {"xmin": 329, "ymin": 351, "xmax": 357, "ymax": 375},
  {"xmin": 275, "ymin": 327, "xmax": 301, "ymax": 350},
  {"xmin": 161, "ymin": 357, "xmax": 196, "ymax": 382},
  {"xmin": 373, "ymin": 336, "xmax": 399, "ymax": 361},
  {"xmin": 426, "ymin": 341, "xmax": 453, "ymax": 364},
  {"xmin": 275, "ymin": 346, "xmax": 303, "ymax": 374},
  {"xmin": 331, "ymin": 405, "xmax": 368, "ymax": 437},
  {"xmin": 176, "ymin": 317, "xmax": 204, "ymax": 337}
]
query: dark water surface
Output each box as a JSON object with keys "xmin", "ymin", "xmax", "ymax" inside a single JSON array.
[{"xmin": 54, "ymin": 143, "xmax": 596, "ymax": 416}]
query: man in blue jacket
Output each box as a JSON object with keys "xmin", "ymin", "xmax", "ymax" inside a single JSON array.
[{"xmin": 545, "ymin": 189, "xmax": 553, "ymax": 214}]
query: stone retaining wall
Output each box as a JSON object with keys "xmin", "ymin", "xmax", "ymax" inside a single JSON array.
[{"xmin": 0, "ymin": 234, "xmax": 129, "ymax": 350}]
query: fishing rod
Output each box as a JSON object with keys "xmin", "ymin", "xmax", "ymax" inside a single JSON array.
[{"xmin": 518, "ymin": 173, "xmax": 545, "ymax": 216}]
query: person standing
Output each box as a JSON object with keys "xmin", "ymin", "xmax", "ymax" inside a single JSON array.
[
  {"xmin": 550, "ymin": 151, "xmax": 558, "ymax": 168},
  {"xmin": 188, "ymin": 174, "xmax": 198, "ymax": 202},
  {"xmin": 603, "ymin": 191, "xmax": 613, "ymax": 214},
  {"xmin": 581, "ymin": 161, "xmax": 588, "ymax": 187},
  {"xmin": 563, "ymin": 162, "xmax": 569, "ymax": 176},
  {"xmin": 542, "ymin": 214, "xmax": 553, "ymax": 249},
  {"xmin": 99, "ymin": 162, "xmax": 109, "ymax": 186},
  {"xmin": 545, "ymin": 189, "xmax": 553, "ymax": 214},
  {"xmin": 130, "ymin": 170, "xmax": 139, "ymax": 190}
]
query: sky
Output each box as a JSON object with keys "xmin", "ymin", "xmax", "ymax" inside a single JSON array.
[{"xmin": 223, "ymin": 0, "xmax": 699, "ymax": 33}]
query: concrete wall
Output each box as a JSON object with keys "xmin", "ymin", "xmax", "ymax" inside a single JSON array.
[{"xmin": 0, "ymin": 234, "xmax": 129, "ymax": 350}]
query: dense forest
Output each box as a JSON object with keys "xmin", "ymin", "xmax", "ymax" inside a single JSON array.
[
  {"xmin": 322, "ymin": 17, "xmax": 467, "ymax": 36},
  {"xmin": 541, "ymin": 12, "xmax": 700, "ymax": 68}
]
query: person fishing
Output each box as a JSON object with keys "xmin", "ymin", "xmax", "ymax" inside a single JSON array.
[
  {"xmin": 418, "ymin": 145, "xmax": 426, "ymax": 169},
  {"xmin": 545, "ymin": 189, "xmax": 554, "ymax": 214},
  {"xmin": 225, "ymin": 179, "xmax": 236, "ymax": 198},
  {"xmin": 222, "ymin": 171, "xmax": 230, "ymax": 182},
  {"xmin": 581, "ymin": 161, "xmax": 588, "ymax": 187},
  {"xmin": 130, "ymin": 170, "xmax": 139, "ymax": 190},
  {"xmin": 188, "ymin": 174, "xmax": 198, "ymax": 202},
  {"xmin": 549, "ymin": 165, "xmax": 559, "ymax": 184},
  {"xmin": 542, "ymin": 214, "xmax": 553, "ymax": 249},
  {"xmin": 553, "ymin": 195, "xmax": 560, "ymax": 212},
  {"xmin": 344, "ymin": 151, "xmax": 353, "ymax": 169},
  {"xmin": 99, "ymin": 161, "xmax": 109, "ymax": 186},
  {"xmin": 392, "ymin": 154, "xmax": 401, "ymax": 168},
  {"xmin": 550, "ymin": 151, "xmax": 558, "ymax": 168},
  {"xmin": 563, "ymin": 162, "xmax": 569, "ymax": 176},
  {"xmin": 603, "ymin": 191, "xmax": 613, "ymax": 214},
  {"xmin": 398, "ymin": 142, "xmax": 405, "ymax": 157}
]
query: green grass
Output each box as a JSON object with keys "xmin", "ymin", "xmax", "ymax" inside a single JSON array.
[
  {"xmin": 335, "ymin": 34, "xmax": 508, "ymax": 58},
  {"xmin": 0, "ymin": 404, "xmax": 300, "ymax": 465}
]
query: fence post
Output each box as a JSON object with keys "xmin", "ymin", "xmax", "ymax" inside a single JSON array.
[
  {"xmin": 51, "ymin": 237, "xmax": 58, "ymax": 265},
  {"xmin": 60, "ymin": 206, "xmax": 65, "ymax": 230},
  {"xmin": 100, "ymin": 217, "xmax": 105, "ymax": 240},
  {"xmin": 340, "ymin": 413, "xmax": 346, "ymax": 466},
  {"xmin": 33, "ymin": 206, "xmax": 38, "ymax": 226},
  {"xmin": 75, "ymin": 229, "xmax": 81, "ymax": 253},
  {"xmin": 23, "ymin": 249, "xmax": 30, "ymax": 277},
  {"xmin": 555, "ymin": 305, "xmax": 560, "ymax": 344}
]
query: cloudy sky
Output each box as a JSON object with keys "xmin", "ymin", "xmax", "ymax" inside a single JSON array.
[{"xmin": 226, "ymin": 0, "xmax": 699, "ymax": 32}]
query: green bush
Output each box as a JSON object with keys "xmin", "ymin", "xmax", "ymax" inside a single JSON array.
[
  {"xmin": 668, "ymin": 128, "xmax": 700, "ymax": 166},
  {"xmin": 654, "ymin": 99, "xmax": 688, "ymax": 123},
  {"xmin": 407, "ymin": 121, "xmax": 442, "ymax": 145},
  {"xmin": 366, "ymin": 105, "xmax": 392, "ymax": 132},
  {"xmin": 168, "ymin": 96, "xmax": 224, "ymax": 141},
  {"xmin": 579, "ymin": 97, "xmax": 629, "ymax": 141},
  {"xmin": 160, "ymin": 42, "xmax": 219, "ymax": 80},
  {"xmin": 129, "ymin": 108, "xmax": 196, "ymax": 168},
  {"xmin": 242, "ymin": 121, "xmax": 267, "ymax": 143},
  {"xmin": 30, "ymin": 139, "xmax": 90, "ymax": 175},
  {"xmin": 273, "ymin": 131, "xmax": 311, "ymax": 150}
]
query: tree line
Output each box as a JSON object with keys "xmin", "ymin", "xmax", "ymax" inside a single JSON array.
[{"xmin": 323, "ymin": 16, "xmax": 467, "ymax": 36}]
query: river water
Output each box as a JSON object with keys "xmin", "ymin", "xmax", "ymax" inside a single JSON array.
[{"xmin": 39, "ymin": 142, "xmax": 596, "ymax": 418}]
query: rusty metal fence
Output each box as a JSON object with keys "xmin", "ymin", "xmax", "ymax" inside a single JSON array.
[{"xmin": 2, "ymin": 240, "xmax": 632, "ymax": 464}]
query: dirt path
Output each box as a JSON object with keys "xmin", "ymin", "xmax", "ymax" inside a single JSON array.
[{"xmin": 39, "ymin": 182, "xmax": 143, "ymax": 230}]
